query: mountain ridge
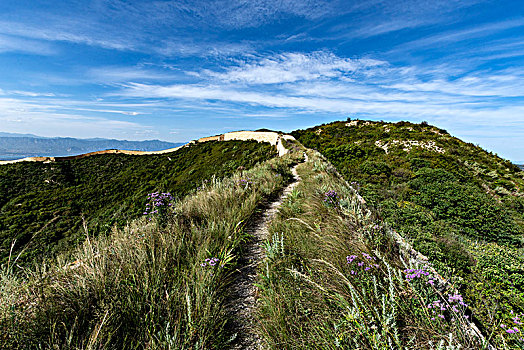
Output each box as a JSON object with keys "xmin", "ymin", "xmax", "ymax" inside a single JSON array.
[
  {"xmin": 0, "ymin": 133, "xmax": 185, "ymax": 161},
  {"xmin": 0, "ymin": 130, "xmax": 294, "ymax": 164}
]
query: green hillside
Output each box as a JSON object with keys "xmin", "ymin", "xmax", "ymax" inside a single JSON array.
[
  {"xmin": 0, "ymin": 140, "xmax": 276, "ymax": 265},
  {"xmin": 0, "ymin": 142, "xmax": 298, "ymax": 349},
  {"xmin": 1, "ymin": 130, "xmax": 523, "ymax": 349},
  {"xmin": 292, "ymin": 120, "xmax": 524, "ymax": 339}
]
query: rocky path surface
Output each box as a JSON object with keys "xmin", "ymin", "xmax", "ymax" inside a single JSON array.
[{"xmin": 225, "ymin": 155, "xmax": 306, "ymax": 349}]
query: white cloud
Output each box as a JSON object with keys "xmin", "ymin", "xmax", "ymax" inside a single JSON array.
[
  {"xmin": 8, "ymin": 90, "xmax": 56, "ymax": 97},
  {"xmin": 146, "ymin": 0, "xmax": 337, "ymax": 29},
  {"xmin": 204, "ymin": 51, "xmax": 387, "ymax": 84},
  {"xmin": 118, "ymin": 82, "xmax": 524, "ymax": 124},
  {"xmin": 0, "ymin": 19, "xmax": 254, "ymax": 58},
  {"xmin": 111, "ymin": 50, "xmax": 524, "ymax": 132},
  {"xmin": 0, "ymin": 96, "xmax": 150, "ymax": 139},
  {"xmin": 332, "ymin": 19, "xmax": 432, "ymax": 40},
  {"xmin": 0, "ymin": 34, "xmax": 56, "ymax": 55},
  {"xmin": 0, "ymin": 21, "xmax": 136, "ymax": 51},
  {"xmin": 65, "ymin": 107, "xmax": 142, "ymax": 116},
  {"xmin": 89, "ymin": 66, "xmax": 176, "ymax": 83},
  {"xmin": 385, "ymin": 73, "xmax": 524, "ymax": 98},
  {"xmin": 155, "ymin": 40, "xmax": 253, "ymax": 57}
]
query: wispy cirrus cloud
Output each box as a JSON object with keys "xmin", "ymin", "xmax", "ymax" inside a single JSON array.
[
  {"xmin": 0, "ymin": 19, "xmax": 255, "ymax": 58},
  {"xmin": 0, "ymin": 96, "xmax": 151, "ymax": 139},
  {"xmin": 0, "ymin": 89, "xmax": 57, "ymax": 97},
  {"xmin": 0, "ymin": 0, "xmax": 337, "ymax": 56},
  {"xmin": 342, "ymin": 19, "xmax": 431, "ymax": 39},
  {"xmin": 113, "ymin": 50, "xmax": 524, "ymax": 128},
  {"xmin": 118, "ymin": 81, "xmax": 524, "ymax": 133},
  {"xmin": 0, "ymin": 20, "xmax": 138, "ymax": 51},
  {"xmin": 155, "ymin": 40, "xmax": 254, "ymax": 58},
  {"xmin": 88, "ymin": 66, "xmax": 177, "ymax": 83},
  {"xmin": 140, "ymin": 0, "xmax": 338, "ymax": 29},
  {"xmin": 8, "ymin": 91, "xmax": 56, "ymax": 97},
  {"xmin": 199, "ymin": 52, "xmax": 386, "ymax": 84},
  {"xmin": 0, "ymin": 34, "xmax": 56, "ymax": 55},
  {"xmin": 306, "ymin": 0, "xmax": 491, "ymax": 43}
]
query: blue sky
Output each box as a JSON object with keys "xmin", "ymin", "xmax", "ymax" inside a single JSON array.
[{"xmin": 0, "ymin": 1, "xmax": 523, "ymax": 161}]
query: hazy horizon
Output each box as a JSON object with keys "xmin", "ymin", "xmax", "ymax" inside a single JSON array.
[{"xmin": 0, "ymin": 130, "xmax": 185, "ymax": 142}]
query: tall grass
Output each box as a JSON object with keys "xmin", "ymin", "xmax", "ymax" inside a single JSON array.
[
  {"xmin": 0, "ymin": 152, "xmax": 301, "ymax": 349},
  {"xmin": 257, "ymin": 150, "xmax": 488, "ymax": 349}
]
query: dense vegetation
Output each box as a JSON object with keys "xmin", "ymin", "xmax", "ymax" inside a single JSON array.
[
  {"xmin": 292, "ymin": 120, "xmax": 524, "ymax": 343},
  {"xmin": 0, "ymin": 149, "xmax": 300, "ymax": 349},
  {"xmin": 0, "ymin": 140, "xmax": 276, "ymax": 264}
]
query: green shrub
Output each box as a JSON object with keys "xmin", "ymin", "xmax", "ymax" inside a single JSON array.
[
  {"xmin": 359, "ymin": 160, "xmax": 391, "ymax": 183},
  {"xmin": 359, "ymin": 160, "xmax": 391, "ymax": 176},
  {"xmin": 323, "ymin": 144, "xmax": 366, "ymax": 163},
  {"xmin": 414, "ymin": 182, "xmax": 521, "ymax": 244},
  {"xmin": 409, "ymin": 167, "xmax": 456, "ymax": 189},
  {"xmin": 435, "ymin": 236, "xmax": 475, "ymax": 273}
]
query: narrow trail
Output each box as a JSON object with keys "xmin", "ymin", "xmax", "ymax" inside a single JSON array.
[{"xmin": 226, "ymin": 155, "xmax": 306, "ymax": 349}]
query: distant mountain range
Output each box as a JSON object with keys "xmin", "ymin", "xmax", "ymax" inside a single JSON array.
[{"xmin": 0, "ymin": 132, "xmax": 184, "ymax": 160}]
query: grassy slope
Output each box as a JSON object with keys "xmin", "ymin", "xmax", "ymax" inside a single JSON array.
[
  {"xmin": 292, "ymin": 120, "xmax": 524, "ymax": 344},
  {"xmin": 258, "ymin": 149, "xmax": 492, "ymax": 349},
  {"xmin": 0, "ymin": 140, "xmax": 276, "ymax": 265},
  {"xmin": 0, "ymin": 148, "xmax": 301, "ymax": 349}
]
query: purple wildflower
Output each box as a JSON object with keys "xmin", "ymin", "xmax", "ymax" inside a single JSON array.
[
  {"xmin": 202, "ymin": 257, "xmax": 220, "ymax": 268},
  {"xmin": 238, "ymin": 177, "xmax": 253, "ymax": 186},
  {"xmin": 346, "ymin": 255, "xmax": 357, "ymax": 263},
  {"xmin": 323, "ymin": 190, "xmax": 339, "ymax": 206},
  {"xmin": 404, "ymin": 268, "xmax": 430, "ymax": 280},
  {"xmin": 143, "ymin": 191, "xmax": 175, "ymax": 217}
]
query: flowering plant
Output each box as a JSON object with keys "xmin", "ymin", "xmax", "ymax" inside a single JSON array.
[
  {"xmin": 143, "ymin": 192, "xmax": 175, "ymax": 222},
  {"xmin": 323, "ymin": 190, "xmax": 339, "ymax": 207}
]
